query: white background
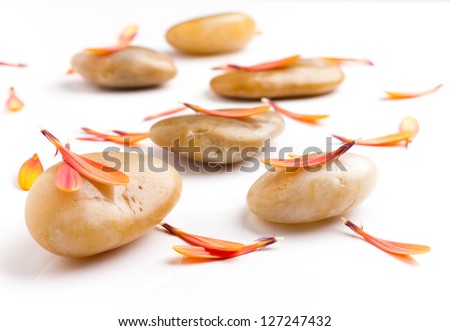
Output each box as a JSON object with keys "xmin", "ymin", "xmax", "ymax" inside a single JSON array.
[{"xmin": 1, "ymin": 0, "xmax": 449, "ymax": 330}]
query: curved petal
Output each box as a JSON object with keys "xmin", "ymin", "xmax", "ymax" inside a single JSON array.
[
  {"xmin": 343, "ymin": 218, "xmax": 430, "ymax": 256},
  {"xmin": 18, "ymin": 154, "xmax": 43, "ymax": 191},
  {"xmin": 213, "ymin": 55, "xmax": 300, "ymax": 72},
  {"xmin": 183, "ymin": 103, "xmax": 270, "ymax": 118}
]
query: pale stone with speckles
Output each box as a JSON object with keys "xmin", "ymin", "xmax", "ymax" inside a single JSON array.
[
  {"xmin": 71, "ymin": 46, "xmax": 177, "ymax": 89},
  {"xmin": 150, "ymin": 112, "xmax": 284, "ymax": 164},
  {"xmin": 247, "ymin": 153, "xmax": 377, "ymax": 223},
  {"xmin": 25, "ymin": 152, "xmax": 181, "ymax": 257}
]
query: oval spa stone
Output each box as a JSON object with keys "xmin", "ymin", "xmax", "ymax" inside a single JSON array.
[
  {"xmin": 247, "ymin": 153, "xmax": 377, "ymax": 223},
  {"xmin": 150, "ymin": 112, "xmax": 285, "ymax": 164},
  {"xmin": 210, "ymin": 58, "xmax": 344, "ymax": 100},
  {"xmin": 71, "ymin": 46, "xmax": 177, "ymax": 89},
  {"xmin": 165, "ymin": 13, "xmax": 256, "ymax": 55},
  {"xmin": 25, "ymin": 152, "xmax": 182, "ymax": 257}
]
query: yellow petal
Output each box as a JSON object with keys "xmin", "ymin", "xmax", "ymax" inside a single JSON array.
[
  {"xmin": 6, "ymin": 87, "xmax": 24, "ymax": 111},
  {"xmin": 18, "ymin": 154, "xmax": 44, "ymax": 190}
]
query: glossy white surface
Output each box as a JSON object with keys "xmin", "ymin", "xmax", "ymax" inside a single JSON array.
[{"xmin": 1, "ymin": 1, "xmax": 449, "ymax": 330}]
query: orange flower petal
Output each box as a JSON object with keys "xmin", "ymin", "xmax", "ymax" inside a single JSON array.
[
  {"xmin": 143, "ymin": 105, "xmax": 188, "ymax": 121},
  {"xmin": 161, "ymin": 222, "xmax": 280, "ymax": 260},
  {"xmin": 399, "ymin": 117, "xmax": 419, "ymax": 135},
  {"xmin": 261, "ymin": 141, "xmax": 354, "ymax": 169},
  {"xmin": 183, "ymin": 103, "xmax": 270, "ymax": 118},
  {"xmin": 66, "ymin": 68, "xmax": 76, "ymax": 75},
  {"xmin": 262, "ymin": 98, "xmax": 329, "ymax": 123},
  {"xmin": 6, "ymin": 87, "xmax": 24, "ymax": 111},
  {"xmin": 54, "ymin": 160, "xmax": 82, "ymax": 192},
  {"xmin": 85, "ymin": 43, "xmax": 129, "ymax": 55},
  {"xmin": 172, "ymin": 245, "xmax": 225, "ymax": 259},
  {"xmin": 117, "ymin": 24, "xmax": 138, "ymax": 44},
  {"xmin": 112, "ymin": 130, "xmax": 150, "ymax": 137},
  {"xmin": 0, "ymin": 61, "xmax": 27, "ymax": 68},
  {"xmin": 213, "ymin": 55, "xmax": 300, "ymax": 72},
  {"xmin": 18, "ymin": 154, "xmax": 44, "ymax": 191},
  {"xmin": 41, "ymin": 129, "xmax": 129, "ymax": 186},
  {"xmin": 343, "ymin": 218, "xmax": 430, "ymax": 256},
  {"xmin": 79, "ymin": 127, "xmax": 149, "ymax": 145},
  {"xmin": 399, "ymin": 116, "xmax": 419, "ymax": 147},
  {"xmin": 332, "ymin": 132, "xmax": 414, "ymax": 147},
  {"xmin": 384, "ymin": 84, "xmax": 443, "ymax": 100},
  {"xmin": 319, "ymin": 57, "xmax": 374, "ymax": 66},
  {"xmin": 173, "ymin": 238, "xmax": 280, "ymax": 259},
  {"xmin": 86, "ymin": 25, "xmax": 138, "ymax": 55},
  {"xmin": 161, "ymin": 222, "xmax": 245, "ymax": 252}
]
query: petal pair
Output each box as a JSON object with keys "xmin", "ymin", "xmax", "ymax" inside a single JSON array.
[
  {"xmin": 161, "ymin": 222, "xmax": 280, "ymax": 260},
  {"xmin": 213, "ymin": 55, "xmax": 300, "ymax": 72},
  {"xmin": 86, "ymin": 25, "xmax": 138, "ymax": 55},
  {"xmin": 261, "ymin": 141, "xmax": 354, "ymax": 169},
  {"xmin": 343, "ymin": 218, "xmax": 430, "ymax": 256},
  {"xmin": 41, "ymin": 129, "xmax": 129, "ymax": 192},
  {"xmin": 333, "ymin": 117, "xmax": 419, "ymax": 147},
  {"xmin": 6, "ymin": 87, "xmax": 24, "ymax": 111},
  {"xmin": 262, "ymin": 98, "xmax": 329, "ymax": 124}
]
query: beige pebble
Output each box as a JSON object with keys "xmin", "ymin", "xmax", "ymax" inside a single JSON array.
[
  {"xmin": 71, "ymin": 46, "xmax": 177, "ymax": 89},
  {"xmin": 210, "ymin": 58, "xmax": 344, "ymax": 100},
  {"xmin": 247, "ymin": 153, "xmax": 377, "ymax": 223},
  {"xmin": 150, "ymin": 112, "xmax": 285, "ymax": 164},
  {"xmin": 25, "ymin": 152, "xmax": 182, "ymax": 257},
  {"xmin": 165, "ymin": 13, "xmax": 256, "ymax": 55}
]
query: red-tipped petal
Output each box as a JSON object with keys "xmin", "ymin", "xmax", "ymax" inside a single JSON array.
[
  {"xmin": 161, "ymin": 222, "xmax": 245, "ymax": 251},
  {"xmin": 79, "ymin": 127, "xmax": 149, "ymax": 145},
  {"xmin": 172, "ymin": 237, "xmax": 280, "ymax": 260},
  {"xmin": 112, "ymin": 130, "xmax": 149, "ymax": 137},
  {"xmin": 343, "ymin": 218, "xmax": 430, "ymax": 256},
  {"xmin": 333, "ymin": 132, "xmax": 414, "ymax": 147},
  {"xmin": 18, "ymin": 154, "xmax": 44, "ymax": 191},
  {"xmin": 213, "ymin": 55, "xmax": 300, "ymax": 72},
  {"xmin": 262, "ymin": 98, "xmax": 329, "ymax": 123},
  {"xmin": 319, "ymin": 57, "xmax": 374, "ymax": 66},
  {"xmin": 41, "ymin": 129, "xmax": 129, "ymax": 186},
  {"xmin": 86, "ymin": 43, "xmax": 129, "ymax": 55},
  {"xmin": 54, "ymin": 160, "xmax": 82, "ymax": 192},
  {"xmin": 86, "ymin": 25, "xmax": 138, "ymax": 55},
  {"xmin": 384, "ymin": 84, "xmax": 443, "ymax": 100},
  {"xmin": 143, "ymin": 105, "xmax": 188, "ymax": 121},
  {"xmin": 6, "ymin": 87, "xmax": 24, "ymax": 111},
  {"xmin": 0, "ymin": 61, "xmax": 27, "ymax": 68},
  {"xmin": 183, "ymin": 103, "xmax": 270, "ymax": 118},
  {"xmin": 261, "ymin": 141, "xmax": 354, "ymax": 169}
]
